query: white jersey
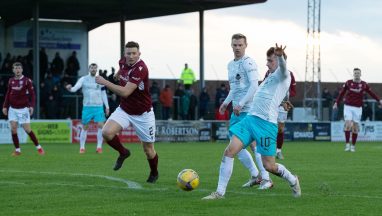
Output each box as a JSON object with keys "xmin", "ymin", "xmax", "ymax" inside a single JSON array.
[
  {"xmin": 70, "ymin": 74, "xmax": 109, "ymax": 108},
  {"xmin": 250, "ymin": 56, "xmax": 290, "ymax": 123},
  {"xmin": 224, "ymin": 55, "xmax": 259, "ymax": 112}
]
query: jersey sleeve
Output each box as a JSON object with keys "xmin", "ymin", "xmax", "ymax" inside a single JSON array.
[
  {"xmin": 238, "ymin": 58, "xmax": 258, "ymax": 107},
  {"xmin": 129, "ymin": 66, "xmax": 147, "ymax": 85},
  {"xmin": 2, "ymin": 79, "xmax": 11, "ymax": 108},
  {"xmin": 336, "ymin": 81, "xmax": 349, "ymax": 104},
  {"xmin": 70, "ymin": 77, "xmax": 84, "ymax": 92},
  {"xmin": 365, "ymin": 82, "xmax": 381, "ymax": 102},
  {"xmin": 27, "ymin": 78, "xmax": 36, "ymax": 108},
  {"xmin": 289, "ymin": 72, "xmax": 297, "ymax": 97}
]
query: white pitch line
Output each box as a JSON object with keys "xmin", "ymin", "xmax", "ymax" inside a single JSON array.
[
  {"xmin": 0, "ymin": 180, "xmax": 169, "ymax": 192},
  {"xmin": 0, "ymin": 169, "xmax": 142, "ymax": 189},
  {"xmin": 1, "ymin": 170, "xmax": 381, "ymax": 200}
]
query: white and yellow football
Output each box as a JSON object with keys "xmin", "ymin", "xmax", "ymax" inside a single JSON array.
[{"xmin": 177, "ymin": 169, "xmax": 200, "ymax": 191}]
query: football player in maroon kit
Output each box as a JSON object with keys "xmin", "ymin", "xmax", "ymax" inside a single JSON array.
[
  {"xmin": 263, "ymin": 51, "xmax": 296, "ymax": 160},
  {"xmin": 333, "ymin": 68, "xmax": 382, "ymax": 152},
  {"xmin": 2, "ymin": 62, "xmax": 45, "ymax": 156},
  {"xmin": 95, "ymin": 41, "xmax": 158, "ymax": 183}
]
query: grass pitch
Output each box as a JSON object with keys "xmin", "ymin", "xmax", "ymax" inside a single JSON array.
[{"xmin": 0, "ymin": 141, "xmax": 381, "ymax": 216}]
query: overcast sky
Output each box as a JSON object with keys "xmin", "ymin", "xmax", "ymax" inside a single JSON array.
[{"xmin": 89, "ymin": 0, "xmax": 382, "ymax": 83}]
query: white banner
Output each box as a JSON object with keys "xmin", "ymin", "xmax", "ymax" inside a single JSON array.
[
  {"xmin": 0, "ymin": 120, "xmax": 28, "ymax": 144},
  {"xmin": 331, "ymin": 121, "xmax": 382, "ymax": 141}
]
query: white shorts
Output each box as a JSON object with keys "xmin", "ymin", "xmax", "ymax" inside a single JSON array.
[
  {"xmin": 344, "ymin": 105, "xmax": 362, "ymax": 123},
  {"xmin": 108, "ymin": 107, "xmax": 155, "ymax": 143},
  {"xmin": 277, "ymin": 106, "xmax": 288, "ymax": 123},
  {"xmin": 8, "ymin": 107, "xmax": 30, "ymax": 124}
]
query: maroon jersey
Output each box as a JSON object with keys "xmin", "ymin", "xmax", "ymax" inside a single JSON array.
[
  {"xmin": 118, "ymin": 58, "xmax": 152, "ymax": 115},
  {"xmin": 3, "ymin": 76, "xmax": 36, "ymax": 109},
  {"xmin": 264, "ymin": 70, "xmax": 296, "ymax": 97},
  {"xmin": 336, "ymin": 79, "xmax": 380, "ymax": 107}
]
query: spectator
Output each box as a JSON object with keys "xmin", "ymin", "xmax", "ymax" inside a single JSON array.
[
  {"xmin": 159, "ymin": 84, "xmax": 173, "ymax": 120},
  {"xmin": 188, "ymin": 89, "xmax": 198, "ymax": 120},
  {"xmin": 45, "ymin": 94, "xmax": 58, "ymax": 119},
  {"xmin": 1, "ymin": 53, "xmax": 12, "ymax": 73},
  {"xmin": 39, "ymin": 82, "xmax": 49, "ymax": 118},
  {"xmin": 331, "ymin": 86, "xmax": 341, "ymax": 121},
  {"xmin": 150, "ymin": 81, "xmax": 161, "ymax": 117},
  {"xmin": 199, "ymin": 87, "xmax": 210, "ymax": 120},
  {"xmin": 322, "ymin": 88, "xmax": 333, "ymax": 120},
  {"xmin": 215, "ymin": 83, "xmax": 229, "ymax": 109},
  {"xmin": 51, "ymin": 52, "xmax": 64, "ymax": 84},
  {"xmin": 361, "ymin": 102, "xmax": 373, "ymax": 121},
  {"xmin": 40, "ymin": 48, "xmax": 49, "ymax": 80},
  {"xmin": 109, "ymin": 93, "xmax": 119, "ymax": 114},
  {"xmin": 214, "ymin": 83, "xmax": 229, "ymax": 120},
  {"xmin": 173, "ymin": 84, "xmax": 185, "ymax": 120},
  {"xmin": 181, "ymin": 90, "xmax": 190, "ymax": 120},
  {"xmin": 179, "ymin": 63, "xmax": 196, "ymax": 90},
  {"xmin": 66, "ymin": 51, "xmax": 80, "ymax": 82},
  {"xmin": 0, "ymin": 78, "xmax": 6, "ymax": 119}
]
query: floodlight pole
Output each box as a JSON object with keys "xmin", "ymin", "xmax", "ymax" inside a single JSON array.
[
  {"xmin": 33, "ymin": 1, "xmax": 40, "ymax": 119},
  {"xmin": 199, "ymin": 10, "xmax": 205, "ymax": 89}
]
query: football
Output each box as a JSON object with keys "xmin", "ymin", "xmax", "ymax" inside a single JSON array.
[{"xmin": 177, "ymin": 169, "xmax": 200, "ymax": 191}]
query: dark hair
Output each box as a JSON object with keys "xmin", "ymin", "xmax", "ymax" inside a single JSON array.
[
  {"xmin": 89, "ymin": 63, "xmax": 98, "ymax": 69},
  {"xmin": 12, "ymin": 62, "xmax": 23, "ymax": 68},
  {"xmin": 125, "ymin": 41, "xmax": 140, "ymax": 49},
  {"xmin": 353, "ymin": 68, "xmax": 361, "ymax": 71},
  {"xmin": 266, "ymin": 47, "xmax": 287, "ymax": 60},
  {"xmin": 231, "ymin": 33, "xmax": 247, "ymax": 44}
]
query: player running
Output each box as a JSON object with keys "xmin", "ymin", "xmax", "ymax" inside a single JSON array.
[
  {"xmin": 95, "ymin": 41, "xmax": 159, "ymax": 183},
  {"xmin": 333, "ymin": 68, "xmax": 382, "ymax": 152}
]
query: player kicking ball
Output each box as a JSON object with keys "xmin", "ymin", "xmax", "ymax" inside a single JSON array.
[
  {"xmin": 202, "ymin": 44, "xmax": 301, "ymax": 200},
  {"xmin": 2, "ymin": 62, "xmax": 45, "ymax": 156}
]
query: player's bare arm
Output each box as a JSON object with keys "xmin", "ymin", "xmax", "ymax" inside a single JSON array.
[
  {"xmin": 95, "ymin": 75, "xmax": 137, "ymax": 98},
  {"xmin": 282, "ymin": 101, "xmax": 294, "ymax": 111},
  {"xmin": 2, "ymin": 108, "xmax": 7, "ymax": 116},
  {"xmin": 29, "ymin": 107, "xmax": 34, "ymax": 116},
  {"xmin": 219, "ymin": 103, "xmax": 228, "ymax": 115},
  {"xmin": 333, "ymin": 102, "xmax": 338, "ymax": 109},
  {"xmin": 233, "ymin": 105, "xmax": 242, "ymax": 116},
  {"xmin": 65, "ymin": 84, "xmax": 72, "ymax": 91}
]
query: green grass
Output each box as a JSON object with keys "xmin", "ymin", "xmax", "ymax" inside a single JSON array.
[{"xmin": 1, "ymin": 141, "xmax": 382, "ymax": 216}]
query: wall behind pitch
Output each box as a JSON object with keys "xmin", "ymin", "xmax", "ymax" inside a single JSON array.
[{"xmin": 4, "ymin": 21, "xmax": 88, "ymax": 76}]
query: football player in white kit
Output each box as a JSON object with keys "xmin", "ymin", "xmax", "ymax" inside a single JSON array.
[
  {"xmin": 66, "ymin": 63, "xmax": 110, "ymax": 154},
  {"xmin": 219, "ymin": 33, "xmax": 272, "ymax": 190},
  {"xmin": 203, "ymin": 44, "xmax": 301, "ymax": 200}
]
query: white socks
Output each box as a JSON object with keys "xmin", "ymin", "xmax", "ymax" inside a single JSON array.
[
  {"xmin": 254, "ymin": 149, "xmax": 270, "ymax": 181},
  {"xmin": 97, "ymin": 128, "xmax": 103, "ymax": 149},
  {"xmin": 237, "ymin": 149, "xmax": 259, "ymax": 178},
  {"xmin": 36, "ymin": 145, "xmax": 42, "ymax": 150},
  {"xmin": 217, "ymin": 156, "xmax": 234, "ymax": 196},
  {"xmin": 15, "ymin": 148, "xmax": 21, "ymax": 152},
  {"xmin": 80, "ymin": 129, "xmax": 87, "ymax": 149},
  {"xmin": 276, "ymin": 163, "xmax": 297, "ymax": 185}
]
